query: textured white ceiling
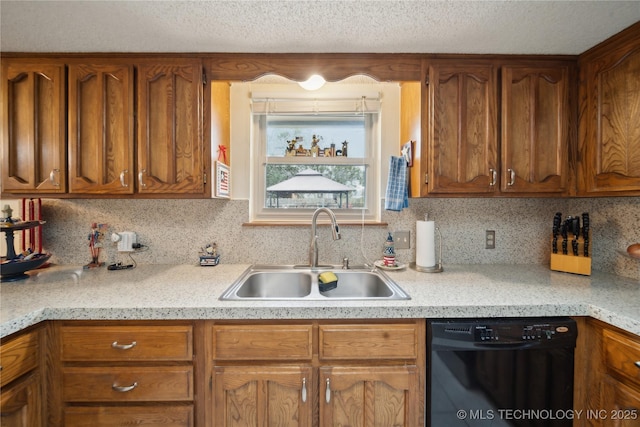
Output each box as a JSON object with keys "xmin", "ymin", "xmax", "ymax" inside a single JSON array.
[{"xmin": 1, "ymin": 1, "xmax": 639, "ymax": 54}]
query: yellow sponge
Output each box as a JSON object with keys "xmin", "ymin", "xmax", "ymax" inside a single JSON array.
[{"xmin": 318, "ymin": 271, "xmax": 338, "ymax": 283}]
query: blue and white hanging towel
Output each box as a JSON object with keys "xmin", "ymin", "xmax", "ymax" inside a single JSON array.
[{"xmin": 384, "ymin": 156, "xmax": 409, "ymax": 211}]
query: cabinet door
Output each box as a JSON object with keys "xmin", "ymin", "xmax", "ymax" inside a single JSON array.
[
  {"xmin": 0, "ymin": 372, "xmax": 42, "ymax": 427},
  {"xmin": 213, "ymin": 365, "xmax": 312, "ymax": 427},
  {"xmin": 602, "ymin": 376, "xmax": 640, "ymax": 427},
  {"xmin": 137, "ymin": 61, "xmax": 204, "ymax": 195},
  {"xmin": 427, "ymin": 62, "xmax": 498, "ymax": 194},
  {"xmin": 68, "ymin": 63, "xmax": 134, "ymax": 194},
  {"xmin": 579, "ymin": 41, "xmax": 640, "ymax": 195},
  {"xmin": 2, "ymin": 61, "xmax": 66, "ymax": 193},
  {"xmin": 501, "ymin": 65, "xmax": 570, "ymax": 194},
  {"xmin": 319, "ymin": 366, "xmax": 418, "ymax": 427}
]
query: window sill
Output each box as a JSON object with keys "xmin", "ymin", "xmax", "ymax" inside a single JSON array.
[{"xmin": 243, "ymin": 221, "xmax": 388, "ymax": 227}]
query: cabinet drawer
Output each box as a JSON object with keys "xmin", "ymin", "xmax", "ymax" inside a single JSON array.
[
  {"xmin": 603, "ymin": 329, "xmax": 640, "ymax": 388},
  {"xmin": 63, "ymin": 366, "xmax": 193, "ymax": 402},
  {"xmin": 319, "ymin": 324, "xmax": 417, "ymax": 360},
  {"xmin": 213, "ymin": 325, "xmax": 313, "ymax": 360},
  {"xmin": 0, "ymin": 330, "xmax": 38, "ymax": 387},
  {"xmin": 64, "ymin": 405, "xmax": 193, "ymax": 427},
  {"xmin": 60, "ymin": 325, "xmax": 193, "ymax": 361}
]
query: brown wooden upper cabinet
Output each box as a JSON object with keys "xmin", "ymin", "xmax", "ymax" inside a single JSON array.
[
  {"xmin": 68, "ymin": 63, "xmax": 135, "ymax": 194},
  {"xmin": 424, "ymin": 59, "xmax": 572, "ymax": 196},
  {"xmin": 577, "ymin": 22, "xmax": 640, "ymax": 196},
  {"xmin": 501, "ymin": 64, "xmax": 571, "ymax": 194},
  {"xmin": 426, "ymin": 60, "xmax": 499, "ymax": 194},
  {"xmin": 2, "ymin": 61, "xmax": 67, "ymax": 194},
  {"xmin": 136, "ymin": 61, "xmax": 205, "ymax": 195},
  {"xmin": 3, "ymin": 58, "xmax": 207, "ymax": 197}
]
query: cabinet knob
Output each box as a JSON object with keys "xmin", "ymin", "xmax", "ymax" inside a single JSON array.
[
  {"xmin": 119, "ymin": 170, "xmax": 129, "ymax": 187},
  {"xmin": 635, "ymin": 360, "xmax": 640, "ymax": 369},
  {"xmin": 325, "ymin": 378, "xmax": 331, "ymax": 403},
  {"xmin": 301, "ymin": 377, "xmax": 307, "ymax": 403},
  {"xmin": 112, "ymin": 382, "xmax": 138, "ymax": 393},
  {"xmin": 111, "ymin": 341, "xmax": 137, "ymax": 350},
  {"xmin": 507, "ymin": 168, "xmax": 516, "ymax": 186}
]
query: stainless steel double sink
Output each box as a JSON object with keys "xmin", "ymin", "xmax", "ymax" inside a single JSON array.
[{"xmin": 219, "ymin": 264, "xmax": 410, "ymax": 301}]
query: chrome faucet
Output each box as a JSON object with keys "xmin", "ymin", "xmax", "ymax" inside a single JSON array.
[{"xmin": 309, "ymin": 207, "xmax": 341, "ymax": 268}]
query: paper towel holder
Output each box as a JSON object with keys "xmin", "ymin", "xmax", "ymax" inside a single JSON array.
[{"xmin": 411, "ymin": 226, "xmax": 443, "ymax": 273}]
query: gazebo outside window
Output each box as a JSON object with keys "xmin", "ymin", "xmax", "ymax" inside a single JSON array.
[{"xmin": 267, "ymin": 169, "xmax": 355, "ymax": 208}]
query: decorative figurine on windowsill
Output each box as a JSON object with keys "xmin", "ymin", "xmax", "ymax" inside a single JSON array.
[
  {"xmin": 310, "ymin": 134, "xmax": 320, "ymax": 157},
  {"xmin": 296, "ymin": 143, "xmax": 309, "ymax": 156},
  {"xmin": 341, "ymin": 140, "xmax": 348, "ymax": 157},
  {"xmin": 200, "ymin": 243, "xmax": 220, "ymax": 266},
  {"xmin": 85, "ymin": 223, "xmax": 107, "ymax": 269},
  {"xmin": 285, "ymin": 139, "xmax": 297, "ymax": 156},
  {"xmin": 336, "ymin": 140, "xmax": 348, "ymax": 157}
]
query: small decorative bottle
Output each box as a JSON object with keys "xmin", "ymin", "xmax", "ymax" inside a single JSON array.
[{"xmin": 383, "ymin": 232, "xmax": 396, "ymax": 267}]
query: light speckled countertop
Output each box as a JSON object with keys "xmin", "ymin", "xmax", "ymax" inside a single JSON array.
[{"xmin": 1, "ymin": 264, "xmax": 639, "ymax": 338}]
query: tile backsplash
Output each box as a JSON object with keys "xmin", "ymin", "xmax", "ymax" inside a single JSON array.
[{"xmin": 14, "ymin": 196, "xmax": 640, "ymax": 280}]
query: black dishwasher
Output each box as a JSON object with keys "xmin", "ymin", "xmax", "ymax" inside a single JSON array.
[{"xmin": 428, "ymin": 317, "xmax": 577, "ymax": 427}]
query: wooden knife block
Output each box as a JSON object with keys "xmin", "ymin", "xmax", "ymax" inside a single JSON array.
[{"xmin": 550, "ymin": 233, "xmax": 591, "ymax": 276}]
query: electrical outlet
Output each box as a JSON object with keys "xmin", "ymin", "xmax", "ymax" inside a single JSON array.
[
  {"xmin": 485, "ymin": 230, "xmax": 495, "ymax": 249},
  {"xmin": 394, "ymin": 230, "xmax": 410, "ymax": 249},
  {"xmin": 111, "ymin": 231, "xmax": 137, "ymax": 252}
]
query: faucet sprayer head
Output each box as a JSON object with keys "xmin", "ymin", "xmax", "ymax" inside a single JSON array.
[{"xmin": 332, "ymin": 225, "xmax": 341, "ymax": 240}]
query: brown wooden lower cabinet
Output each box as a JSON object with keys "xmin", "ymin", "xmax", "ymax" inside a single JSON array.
[
  {"xmin": 214, "ymin": 365, "xmax": 313, "ymax": 427},
  {"xmin": 51, "ymin": 321, "xmax": 197, "ymax": 427},
  {"xmin": 210, "ymin": 319, "xmax": 425, "ymax": 427},
  {"xmin": 319, "ymin": 366, "xmax": 418, "ymax": 426},
  {"xmin": 574, "ymin": 318, "xmax": 640, "ymax": 427},
  {"xmin": 12, "ymin": 316, "xmax": 640, "ymax": 426}
]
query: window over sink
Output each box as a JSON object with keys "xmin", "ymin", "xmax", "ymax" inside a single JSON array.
[{"xmin": 248, "ymin": 85, "xmax": 383, "ymax": 223}]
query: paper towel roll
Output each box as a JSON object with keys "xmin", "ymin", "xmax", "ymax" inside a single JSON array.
[{"xmin": 416, "ymin": 220, "xmax": 436, "ymax": 268}]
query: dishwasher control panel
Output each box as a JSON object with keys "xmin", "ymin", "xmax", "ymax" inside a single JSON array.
[
  {"xmin": 474, "ymin": 322, "xmax": 563, "ymax": 342},
  {"xmin": 431, "ymin": 317, "xmax": 578, "ymax": 349}
]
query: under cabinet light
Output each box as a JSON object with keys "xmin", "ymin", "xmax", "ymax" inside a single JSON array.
[{"xmin": 298, "ymin": 74, "xmax": 326, "ymax": 90}]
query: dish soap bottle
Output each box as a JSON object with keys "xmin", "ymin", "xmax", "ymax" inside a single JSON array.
[{"xmin": 383, "ymin": 232, "xmax": 396, "ymax": 267}]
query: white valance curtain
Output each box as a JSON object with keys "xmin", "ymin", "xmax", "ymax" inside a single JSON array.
[{"xmin": 250, "ymin": 91, "xmax": 381, "ymax": 115}]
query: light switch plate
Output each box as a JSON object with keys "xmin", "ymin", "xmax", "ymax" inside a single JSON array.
[{"xmin": 394, "ymin": 230, "xmax": 410, "ymax": 249}]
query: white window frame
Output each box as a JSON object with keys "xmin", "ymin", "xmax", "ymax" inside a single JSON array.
[{"xmin": 249, "ymin": 94, "xmax": 381, "ymax": 223}]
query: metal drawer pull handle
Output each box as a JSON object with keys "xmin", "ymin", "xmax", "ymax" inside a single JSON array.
[
  {"xmin": 635, "ymin": 361, "xmax": 640, "ymax": 369},
  {"xmin": 508, "ymin": 168, "xmax": 516, "ymax": 186},
  {"xmin": 112, "ymin": 382, "xmax": 138, "ymax": 392},
  {"xmin": 49, "ymin": 169, "xmax": 60, "ymax": 187},
  {"xmin": 119, "ymin": 170, "xmax": 128, "ymax": 187},
  {"xmin": 111, "ymin": 341, "xmax": 136, "ymax": 350},
  {"xmin": 301, "ymin": 377, "xmax": 307, "ymax": 403},
  {"xmin": 138, "ymin": 169, "xmax": 147, "ymax": 188},
  {"xmin": 489, "ymin": 168, "xmax": 497, "ymax": 187},
  {"xmin": 325, "ymin": 378, "xmax": 331, "ymax": 403}
]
